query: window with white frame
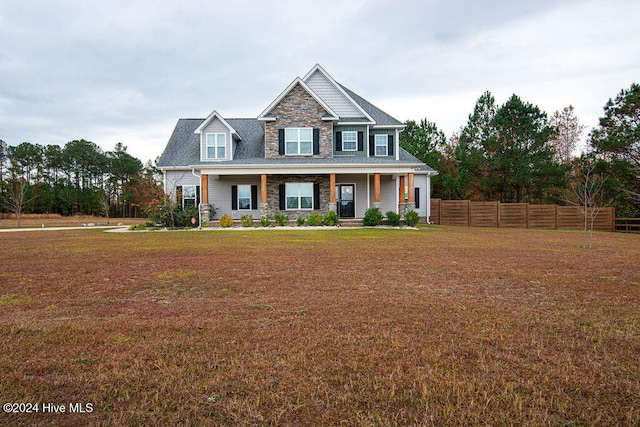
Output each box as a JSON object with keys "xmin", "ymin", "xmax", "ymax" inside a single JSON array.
[
  {"xmin": 375, "ymin": 134, "xmax": 388, "ymax": 156},
  {"xmin": 182, "ymin": 185, "xmax": 197, "ymax": 208},
  {"xmin": 238, "ymin": 185, "xmax": 251, "ymax": 210},
  {"xmin": 342, "ymin": 131, "xmax": 357, "ymax": 151},
  {"xmin": 206, "ymin": 133, "xmax": 226, "ymax": 159},
  {"xmin": 285, "ymin": 128, "xmax": 313, "ymax": 155},
  {"xmin": 286, "ymin": 183, "xmax": 313, "ymax": 210}
]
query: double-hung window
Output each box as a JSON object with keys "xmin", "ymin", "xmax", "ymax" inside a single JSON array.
[
  {"xmin": 286, "ymin": 183, "xmax": 313, "ymax": 210},
  {"xmin": 374, "ymin": 134, "xmax": 388, "ymax": 156},
  {"xmin": 285, "ymin": 128, "xmax": 312, "ymax": 155},
  {"xmin": 237, "ymin": 185, "xmax": 251, "ymax": 210},
  {"xmin": 206, "ymin": 133, "xmax": 226, "ymax": 159},
  {"xmin": 342, "ymin": 131, "xmax": 357, "ymax": 151},
  {"xmin": 182, "ymin": 185, "xmax": 197, "ymax": 208}
]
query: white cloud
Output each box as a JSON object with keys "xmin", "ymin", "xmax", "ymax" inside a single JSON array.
[{"xmin": 0, "ymin": 0, "xmax": 638, "ymax": 164}]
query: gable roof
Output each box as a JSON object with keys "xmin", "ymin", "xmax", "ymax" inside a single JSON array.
[
  {"xmin": 158, "ymin": 64, "xmax": 420, "ymax": 171},
  {"xmin": 157, "ymin": 117, "xmax": 432, "ymax": 171},
  {"xmin": 194, "ymin": 110, "xmax": 240, "ymax": 138},
  {"xmin": 302, "ymin": 64, "xmax": 374, "ymax": 123},
  {"xmin": 339, "ymin": 84, "xmax": 404, "ymax": 127},
  {"xmin": 258, "ymin": 77, "xmax": 339, "ymax": 121}
]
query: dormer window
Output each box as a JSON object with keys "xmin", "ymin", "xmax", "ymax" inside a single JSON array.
[{"xmin": 206, "ymin": 133, "xmax": 226, "ymax": 159}]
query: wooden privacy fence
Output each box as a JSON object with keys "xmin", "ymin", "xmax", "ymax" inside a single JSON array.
[
  {"xmin": 430, "ymin": 199, "xmax": 615, "ymax": 232},
  {"xmin": 614, "ymin": 218, "xmax": 640, "ymax": 233}
]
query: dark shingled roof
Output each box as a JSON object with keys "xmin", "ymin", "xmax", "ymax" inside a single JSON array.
[
  {"xmin": 157, "ymin": 116, "xmax": 433, "ymax": 171},
  {"xmin": 157, "ymin": 72, "xmax": 428, "ymax": 169},
  {"xmin": 157, "ymin": 119, "xmax": 202, "ymax": 167},
  {"xmin": 339, "ymin": 84, "xmax": 404, "ymax": 127}
]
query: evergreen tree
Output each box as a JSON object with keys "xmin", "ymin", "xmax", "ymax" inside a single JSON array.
[
  {"xmin": 589, "ymin": 83, "xmax": 640, "ymax": 212},
  {"xmin": 456, "ymin": 91, "xmax": 498, "ymax": 200},
  {"xmin": 400, "ymin": 118, "xmax": 448, "ymax": 197}
]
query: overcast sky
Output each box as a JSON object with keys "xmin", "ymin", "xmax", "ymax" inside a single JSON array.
[{"xmin": 1, "ymin": 0, "xmax": 638, "ymax": 164}]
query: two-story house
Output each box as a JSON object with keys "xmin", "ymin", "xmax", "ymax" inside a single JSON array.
[{"xmin": 157, "ymin": 64, "xmax": 437, "ymax": 223}]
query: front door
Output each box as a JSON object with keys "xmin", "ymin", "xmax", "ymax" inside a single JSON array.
[{"xmin": 337, "ymin": 184, "xmax": 355, "ymax": 218}]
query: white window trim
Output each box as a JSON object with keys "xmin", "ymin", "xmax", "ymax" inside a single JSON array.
[
  {"xmin": 182, "ymin": 185, "xmax": 197, "ymax": 209},
  {"xmin": 342, "ymin": 131, "xmax": 357, "ymax": 151},
  {"xmin": 285, "ymin": 127, "xmax": 313, "ymax": 156},
  {"xmin": 375, "ymin": 134, "xmax": 388, "ymax": 157},
  {"xmin": 206, "ymin": 133, "xmax": 226, "ymax": 159},
  {"xmin": 286, "ymin": 182, "xmax": 314, "ymax": 210},
  {"xmin": 237, "ymin": 184, "xmax": 251, "ymax": 211}
]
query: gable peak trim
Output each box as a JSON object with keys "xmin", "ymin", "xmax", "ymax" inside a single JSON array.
[
  {"xmin": 302, "ymin": 64, "xmax": 375, "ymax": 123},
  {"xmin": 194, "ymin": 110, "xmax": 240, "ymax": 139},
  {"xmin": 258, "ymin": 77, "xmax": 339, "ymax": 120}
]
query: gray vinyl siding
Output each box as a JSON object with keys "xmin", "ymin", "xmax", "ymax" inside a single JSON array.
[
  {"xmin": 164, "ymin": 170, "xmax": 200, "ymax": 202},
  {"xmin": 414, "ymin": 174, "xmax": 428, "ymax": 217},
  {"xmin": 208, "ymin": 175, "xmax": 261, "ymax": 219},
  {"xmin": 333, "ymin": 125, "xmax": 367, "ymax": 158},
  {"xmin": 201, "ymin": 117, "xmax": 231, "ymax": 161},
  {"xmin": 305, "ymin": 70, "xmax": 363, "ymax": 118},
  {"xmin": 369, "ymin": 174, "xmax": 397, "ymax": 214},
  {"xmin": 335, "ymin": 174, "xmax": 368, "ymax": 218}
]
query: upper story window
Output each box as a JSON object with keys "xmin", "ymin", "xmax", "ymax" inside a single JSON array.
[
  {"xmin": 206, "ymin": 133, "xmax": 226, "ymax": 159},
  {"xmin": 375, "ymin": 134, "xmax": 388, "ymax": 156},
  {"xmin": 342, "ymin": 131, "xmax": 357, "ymax": 151},
  {"xmin": 285, "ymin": 128, "xmax": 313, "ymax": 155}
]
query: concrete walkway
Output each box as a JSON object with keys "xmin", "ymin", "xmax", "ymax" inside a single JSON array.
[{"xmin": 0, "ymin": 225, "xmax": 129, "ymax": 233}]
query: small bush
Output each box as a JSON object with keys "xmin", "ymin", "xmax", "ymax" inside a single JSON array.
[
  {"xmin": 404, "ymin": 210, "xmax": 420, "ymax": 227},
  {"xmin": 306, "ymin": 213, "xmax": 323, "ymax": 226},
  {"xmin": 385, "ymin": 211, "xmax": 401, "ymax": 227},
  {"xmin": 296, "ymin": 216, "xmax": 305, "ymax": 226},
  {"xmin": 323, "ymin": 210, "xmax": 339, "ymax": 226},
  {"xmin": 219, "ymin": 214, "xmax": 233, "ymax": 228},
  {"xmin": 260, "ymin": 215, "xmax": 271, "ymax": 227},
  {"xmin": 274, "ymin": 212, "xmax": 289, "ymax": 226},
  {"xmin": 173, "ymin": 206, "xmax": 200, "ymax": 228},
  {"xmin": 240, "ymin": 214, "xmax": 254, "ymax": 227},
  {"xmin": 363, "ymin": 207, "xmax": 383, "ymax": 226}
]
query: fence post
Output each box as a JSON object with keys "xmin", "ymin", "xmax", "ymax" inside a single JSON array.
[{"xmin": 611, "ymin": 207, "xmax": 615, "ymax": 232}]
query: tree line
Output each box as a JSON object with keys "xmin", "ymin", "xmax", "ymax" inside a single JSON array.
[
  {"xmin": 0, "ymin": 139, "xmax": 163, "ymax": 224},
  {"xmin": 401, "ymin": 83, "xmax": 640, "ymax": 217}
]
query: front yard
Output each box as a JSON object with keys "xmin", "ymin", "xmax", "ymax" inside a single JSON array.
[{"xmin": 0, "ymin": 226, "xmax": 638, "ymax": 425}]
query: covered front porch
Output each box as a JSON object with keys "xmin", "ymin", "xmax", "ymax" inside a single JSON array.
[{"xmin": 195, "ymin": 170, "xmax": 430, "ymax": 222}]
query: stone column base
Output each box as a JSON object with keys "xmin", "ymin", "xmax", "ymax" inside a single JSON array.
[
  {"xmin": 398, "ymin": 202, "xmax": 407, "ymax": 216},
  {"xmin": 328, "ymin": 202, "xmax": 337, "ymax": 213},
  {"xmin": 259, "ymin": 203, "xmax": 269, "ymax": 217},
  {"xmin": 200, "ymin": 204, "xmax": 211, "ymax": 227},
  {"xmin": 372, "ymin": 202, "xmax": 381, "ymax": 209},
  {"xmin": 406, "ymin": 202, "xmax": 416, "ymax": 212}
]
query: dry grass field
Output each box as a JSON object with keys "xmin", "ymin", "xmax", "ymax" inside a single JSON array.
[
  {"xmin": 0, "ymin": 214, "xmax": 144, "ymax": 229},
  {"xmin": 0, "ymin": 226, "xmax": 638, "ymax": 426}
]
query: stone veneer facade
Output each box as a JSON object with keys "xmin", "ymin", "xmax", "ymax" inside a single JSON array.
[
  {"xmin": 264, "ymin": 83, "xmax": 334, "ymax": 159},
  {"xmin": 263, "ymin": 174, "xmax": 331, "ymax": 219}
]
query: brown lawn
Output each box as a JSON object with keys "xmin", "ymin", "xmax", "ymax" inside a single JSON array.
[
  {"xmin": 0, "ymin": 226, "xmax": 638, "ymax": 426},
  {"xmin": 0, "ymin": 214, "xmax": 144, "ymax": 229}
]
